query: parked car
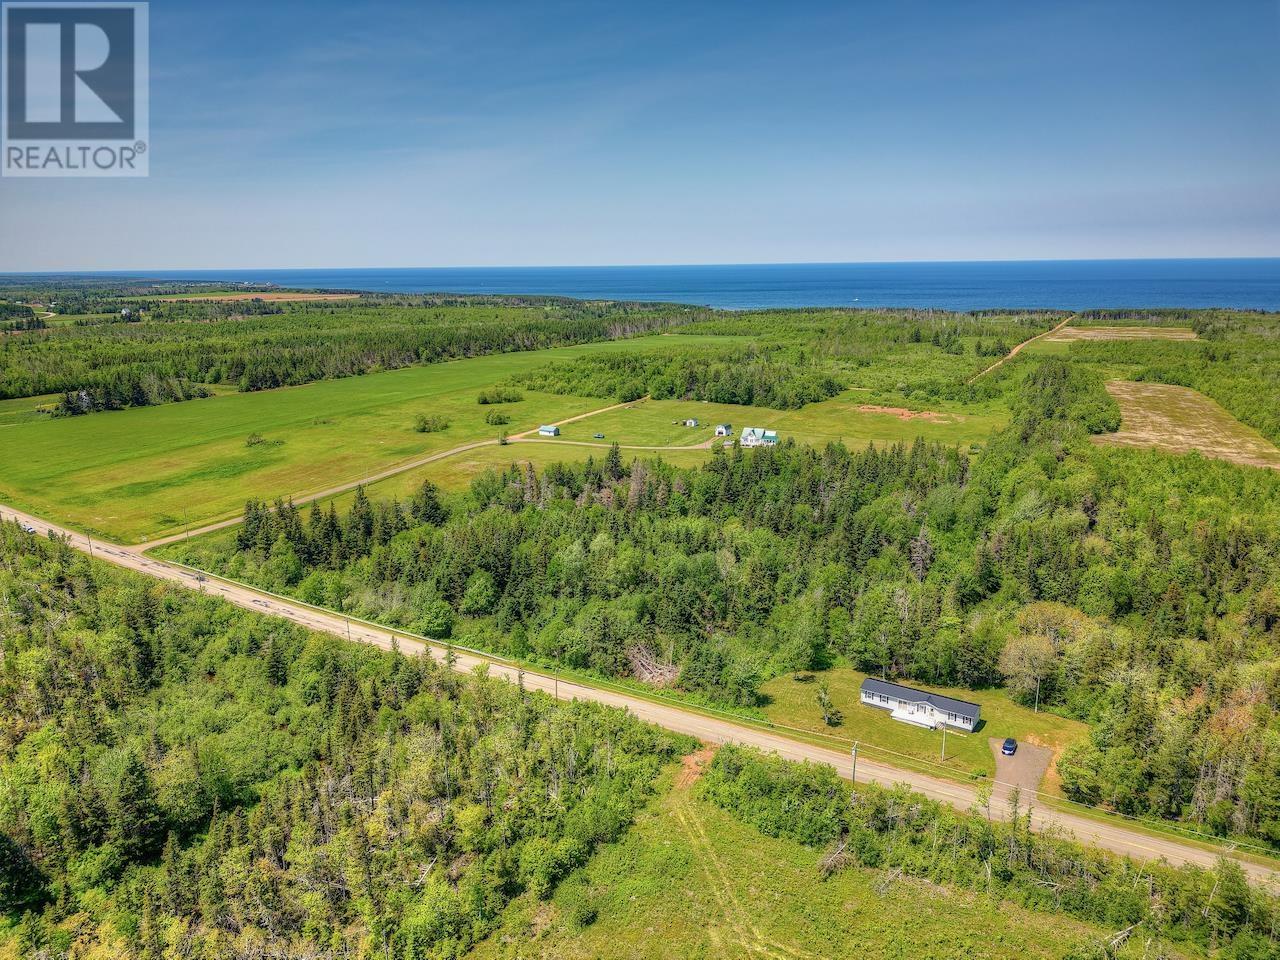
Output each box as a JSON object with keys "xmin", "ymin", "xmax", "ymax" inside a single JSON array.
[
  {"xmin": 1001, "ymin": 737, "xmax": 1018, "ymax": 756},
  {"xmin": 593, "ymin": 433, "xmax": 605, "ymax": 439},
  {"xmin": 22, "ymin": 524, "xmax": 36, "ymax": 534}
]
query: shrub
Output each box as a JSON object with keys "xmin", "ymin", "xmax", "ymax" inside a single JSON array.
[
  {"xmin": 484, "ymin": 411, "xmax": 510, "ymax": 425},
  {"xmin": 477, "ymin": 387, "xmax": 523, "ymax": 404},
  {"xmin": 413, "ymin": 414, "xmax": 450, "ymax": 433}
]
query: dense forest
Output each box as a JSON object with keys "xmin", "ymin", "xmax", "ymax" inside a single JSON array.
[
  {"xmin": 164, "ymin": 360, "xmax": 1280, "ymax": 844},
  {"xmin": 510, "ymin": 345, "xmax": 844, "ymax": 408},
  {"xmin": 0, "ymin": 297, "xmax": 701, "ymax": 413},
  {"xmin": 0, "ymin": 526, "xmax": 687, "ymax": 957}
]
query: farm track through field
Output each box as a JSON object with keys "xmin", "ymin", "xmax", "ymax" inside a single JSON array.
[
  {"xmin": 966, "ymin": 315, "xmax": 1074, "ymax": 383},
  {"xmin": 137, "ymin": 398, "xmax": 647, "ymax": 549},
  {"xmin": 670, "ymin": 755, "xmax": 817, "ymax": 960},
  {"xmin": 4, "ymin": 501, "xmax": 1279, "ymax": 886}
]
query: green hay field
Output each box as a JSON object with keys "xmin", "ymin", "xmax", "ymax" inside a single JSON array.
[{"xmin": 0, "ymin": 335, "xmax": 738, "ymax": 542}]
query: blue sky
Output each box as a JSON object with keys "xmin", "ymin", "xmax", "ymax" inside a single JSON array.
[{"xmin": 2, "ymin": 0, "xmax": 1277, "ymax": 269}]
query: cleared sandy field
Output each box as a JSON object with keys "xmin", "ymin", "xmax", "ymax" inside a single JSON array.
[
  {"xmin": 1047, "ymin": 325, "xmax": 1198, "ymax": 342},
  {"xmin": 1096, "ymin": 381, "xmax": 1280, "ymax": 470}
]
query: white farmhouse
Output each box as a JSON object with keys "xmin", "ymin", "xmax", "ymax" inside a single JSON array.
[
  {"xmin": 859, "ymin": 678, "xmax": 980, "ymax": 731},
  {"xmin": 739, "ymin": 427, "xmax": 778, "ymax": 448}
]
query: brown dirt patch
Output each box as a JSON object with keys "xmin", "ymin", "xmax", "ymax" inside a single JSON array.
[
  {"xmin": 856, "ymin": 404, "xmax": 957, "ymax": 423},
  {"xmin": 677, "ymin": 745, "xmax": 718, "ymax": 789},
  {"xmin": 158, "ymin": 292, "xmax": 360, "ymax": 302},
  {"xmin": 1046, "ymin": 326, "xmax": 1198, "ymax": 342},
  {"xmin": 1096, "ymin": 381, "xmax": 1280, "ymax": 470}
]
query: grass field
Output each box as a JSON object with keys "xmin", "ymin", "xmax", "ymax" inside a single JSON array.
[
  {"xmin": 1097, "ymin": 380, "xmax": 1280, "ymax": 470},
  {"xmin": 469, "ymin": 761, "xmax": 1149, "ymax": 960},
  {"xmin": 2, "ymin": 329, "xmax": 1010, "ymax": 543},
  {"xmin": 760, "ymin": 667, "xmax": 1086, "ymax": 788},
  {"xmin": 0, "ymin": 393, "xmax": 58, "ymax": 426},
  {"xmin": 0, "ymin": 335, "xmax": 740, "ymax": 542},
  {"xmin": 525, "ymin": 393, "xmax": 1008, "ymax": 451}
]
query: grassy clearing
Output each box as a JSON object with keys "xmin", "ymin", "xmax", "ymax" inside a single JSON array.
[
  {"xmin": 469, "ymin": 765, "xmax": 1148, "ymax": 960},
  {"xmin": 1097, "ymin": 380, "xmax": 1280, "ymax": 470},
  {"xmin": 0, "ymin": 335, "xmax": 737, "ymax": 542},
  {"xmin": 524, "ymin": 393, "xmax": 1008, "ymax": 451},
  {"xmin": 760, "ymin": 666, "xmax": 1086, "ymax": 788},
  {"xmin": 0, "ymin": 393, "xmax": 58, "ymax": 426}
]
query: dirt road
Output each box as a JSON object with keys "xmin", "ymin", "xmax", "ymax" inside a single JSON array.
[
  {"xmin": 4, "ymin": 502, "xmax": 1276, "ymax": 885},
  {"xmin": 966, "ymin": 315, "xmax": 1074, "ymax": 383}
]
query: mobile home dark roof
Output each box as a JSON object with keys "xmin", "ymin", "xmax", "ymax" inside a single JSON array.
[{"xmin": 860, "ymin": 678, "xmax": 980, "ymax": 722}]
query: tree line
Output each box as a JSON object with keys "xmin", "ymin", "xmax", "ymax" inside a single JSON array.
[
  {"xmin": 511, "ymin": 345, "xmax": 844, "ymax": 408},
  {"xmin": 0, "ymin": 298, "xmax": 700, "ymax": 411}
]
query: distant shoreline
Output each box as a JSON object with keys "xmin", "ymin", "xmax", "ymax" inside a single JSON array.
[{"xmin": 3, "ymin": 258, "xmax": 1280, "ymax": 312}]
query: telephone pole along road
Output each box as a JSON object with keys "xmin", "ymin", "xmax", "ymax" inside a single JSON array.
[{"xmin": 2, "ymin": 502, "xmax": 1275, "ymax": 886}]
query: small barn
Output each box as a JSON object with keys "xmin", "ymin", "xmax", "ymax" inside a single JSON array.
[
  {"xmin": 859, "ymin": 678, "xmax": 979, "ymax": 731},
  {"xmin": 538, "ymin": 425, "xmax": 560, "ymax": 437},
  {"xmin": 683, "ymin": 418, "xmax": 700, "ymax": 428},
  {"xmin": 715, "ymin": 423, "xmax": 733, "ymax": 436}
]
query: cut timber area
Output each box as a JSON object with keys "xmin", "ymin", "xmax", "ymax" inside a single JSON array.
[
  {"xmin": 1044, "ymin": 325, "xmax": 1198, "ymax": 342},
  {"xmin": 1096, "ymin": 381, "xmax": 1280, "ymax": 470}
]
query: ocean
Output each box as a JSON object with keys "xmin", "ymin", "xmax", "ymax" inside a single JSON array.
[{"xmin": 24, "ymin": 258, "xmax": 1280, "ymax": 312}]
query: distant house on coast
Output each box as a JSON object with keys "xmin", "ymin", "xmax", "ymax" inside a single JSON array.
[
  {"xmin": 538, "ymin": 425, "xmax": 560, "ymax": 437},
  {"xmin": 859, "ymin": 678, "xmax": 979, "ymax": 731},
  {"xmin": 740, "ymin": 427, "xmax": 778, "ymax": 448}
]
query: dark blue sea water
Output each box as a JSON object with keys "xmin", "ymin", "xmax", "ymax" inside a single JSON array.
[{"xmin": 20, "ymin": 259, "xmax": 1280, "ymax": 311}]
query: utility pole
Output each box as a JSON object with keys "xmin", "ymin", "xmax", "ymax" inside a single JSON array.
[
  {"xmin": 850, "ymin": 741, "xmax": 858, "ymax": 784},
  {"xmin": 554, "ymin": 675, "xmax": 559, "ymax": 700},
  {"xmin": 1034, "ymin": 676, "xmax": 1041, "ymax": 713},
  {"xmin": 940, "ymin": 723, "xmax": 948, "ymax": 762},
  {"xmin": 346, "ymin": 617, "xmax": 351, "ymax": 642},
  {"xmin": 86, "ymin": 535, "xmax": 94, "ymax": 559}
]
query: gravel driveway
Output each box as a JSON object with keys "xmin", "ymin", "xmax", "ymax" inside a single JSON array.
[{"xmin": 990, "ymin": 737, "xmax": 1052, "ymax": 800}]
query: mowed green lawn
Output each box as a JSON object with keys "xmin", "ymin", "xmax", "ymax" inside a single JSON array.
[
  {"xmin": 469, "ymin": 766, "xmax": 1137, "ymax": 960},
  {"xmin": 0, "ymin": 335, "xmax": 739, "ymax": 543},
  {"xmin": 761, "ymin": 666, "xmax": 1086, "ymax": 789},
  {"xmin": 524, "ymin": 393, "xmax": 1008, "ymax": 450}
]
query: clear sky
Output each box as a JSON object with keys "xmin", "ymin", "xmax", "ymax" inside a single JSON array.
[{"xmin": 1, "ymin": 0, "xmax": 1277, "ymax": 270}]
